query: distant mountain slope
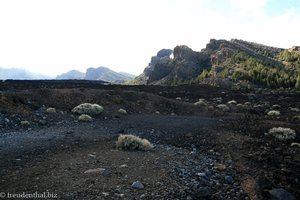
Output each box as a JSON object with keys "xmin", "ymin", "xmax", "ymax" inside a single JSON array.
[
  {"xmin": 56, "ymin": 70, "xmax": 85, "ymax": 80},
  {"xmin": 132, "ymin": 39, "xmax": 300, "ymax": 89},
  {"xmin": 56, "ymin": 67, "xmax": 136, "ymax": 83},
  {"xmin": 0, "ymin": 67, "xmax": 52, "ymax": 80},
  {"xmin": 84, "ymin": 67, "xmax": 134, "ymax": 83}
]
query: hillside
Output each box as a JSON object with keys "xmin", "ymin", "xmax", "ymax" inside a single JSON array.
[{"xmin": 132, "ymin": 39, "xmax": 300, "ymax": 89}]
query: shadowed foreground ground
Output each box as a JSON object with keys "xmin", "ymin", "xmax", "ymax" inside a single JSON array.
[{"xmin": 0, "ymin": 80, "xmax": 299, "ymax": 199}]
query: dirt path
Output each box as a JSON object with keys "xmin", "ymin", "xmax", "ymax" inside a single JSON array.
[{"xmin": 1, "ymin": 115, "xmax": 234, "ymax": 199}]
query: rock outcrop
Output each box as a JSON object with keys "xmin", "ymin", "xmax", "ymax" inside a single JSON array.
[
  {"xmin": 133, "ymin": 49, "xmax": 173, "ymax": 85},
  {"xmin": 133, "ymin": 45, "xmax": 211, "ymax": 85},
  {"xmin": 133, "ymin": 39, "xmax": 299, "ymax": 88}
]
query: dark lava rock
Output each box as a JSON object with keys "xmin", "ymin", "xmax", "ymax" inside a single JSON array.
[
  {"xmin": 131, "ymin": 181, "xmax": 144, "ymax": 189},
  {"xmin": 269, "ymin": 188, "xmax": 296, "ymax": 200},
  {"xmin": 38, "ymin": 120, "xmax": 48, "ymax": 126},
  {"xmin": 225, "ymin": 175, "xmax": 234, "ymax": 184},
  {"xmin": 193, "ymin": 186, "xmax": 211, "ymax": 198}
]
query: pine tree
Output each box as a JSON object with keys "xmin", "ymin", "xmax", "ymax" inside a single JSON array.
[{"xmin": 295, "ymin": 76, "xmax": 300, "ymax": 89}]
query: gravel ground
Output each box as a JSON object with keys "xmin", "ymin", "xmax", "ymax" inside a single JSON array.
[{"xmin": 0, "ymin": 81, "xmax": 299, "ymax": 199}]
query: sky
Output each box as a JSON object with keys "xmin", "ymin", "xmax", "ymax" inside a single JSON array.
[{"xmin": 0, "ymin": 0, "xmax": 300, "ymax": 77}]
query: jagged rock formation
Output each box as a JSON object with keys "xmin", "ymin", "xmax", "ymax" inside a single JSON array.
[
  {"xmin": 133, "ymin": 39, "xmax": 300, "ymax": 89},
  {"xmin": 132, "ymin": 49, "xmax": 173, "ymax": 85}
]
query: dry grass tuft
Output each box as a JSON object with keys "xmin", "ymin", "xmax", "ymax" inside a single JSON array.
[
  {"xmin": 116, "ymin": 134, "xmax": 153, "ymax": 151},
  {"xmin": 266, "ymin": 127, "xmax": 296, "ymax": 140},
  {"xmin": 72, "ymin": 103, "xmax": 103, "ymax": 115},
  {"xmin": 118, "ymin": 108, "xmax": 127, "ymax": 115},
  {"xmin": 267, "ymin": 110, "xmax": 280, "ymax": 116},
  {"xmin": 20, "ymin": 120, "xmax": 30, "ymax": 126},
  {"xmin": 227, "ymin": 100, "xmax": 237, "ymax": 105},
  {"xmin": 78, "ymin": 114, "xmax": 92, "ymax": 122},
  {"xmin": 46, "ymin": 107, "xmax": 56, "ymax": 114},
  {"xmin": 194, "ymin": 99, "xmax": 208, "ymax": 106},
  {"xmin": 217, "ymin": 104, "xmax": 230, "ymax": 112}
]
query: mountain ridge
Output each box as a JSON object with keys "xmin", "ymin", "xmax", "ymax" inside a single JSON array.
[{"xmin": 131, "ymin": 39, "xmax": 300, "ymax": 89}]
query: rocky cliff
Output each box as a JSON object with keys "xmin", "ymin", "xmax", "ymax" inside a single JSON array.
[{"xmin": 133, "ymin": 39, "xmax": 300, "ymax": 89}]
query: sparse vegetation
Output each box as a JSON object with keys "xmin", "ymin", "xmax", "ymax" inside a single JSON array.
[
  {"xmin": 217, "ymin": 104, "xmax": 230, "ymax": 112},
  {"xmin": 293, "ymin": 116, "xmax": 300, "ymax": 121},
  {"xmin": 290, "ymin": 107, "xmax": 300, "ymax": 112},
  {"xmin": 72, "ymin": 103, "xmax": 103, "ymax": 115},
  {"xmin": 116, "ymin": 134, "xmax": 153, "ymax": 151},
  {"xmin": 227, "ymin": 100, "xmax": 237, "ymax": 105},
  {"xmin": 267, "ymin": 110, "xmax": 281, "ymax": 116},
  {"xmin": 78, "ymin": 114, "xmax": 92, "ymax": 122},
  {"xmin": 1, "ymin": 80, "xmax": 300, "ymax": 199},
  {"xmin": 194, "ymin": 99, "xmax": 208, "ymax": 106},
  {"xmin": 118, "ymin": 108, "xmax": 127, "ymax": 115},
  {"xmin": 272, "ymin": 104, "xmax": 281, "ymax": 110},
  {"xmin": 46, "ymin": 107, "xmax": 56, "ymax": 113},
  {"xmin": 266, "ymin": 127, "xmax": 296, "ymax": 140},
  {"xmin": 20, "ymin": 120, "xmax": 30, "ymax": 126}
]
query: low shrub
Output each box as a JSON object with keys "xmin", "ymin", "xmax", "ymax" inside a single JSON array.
[
  {"xmin": 20, "ymin": 120, "xmax": 30, "ymax": 126},
  {"xmin": 272, "ymin": 104, "xmax": 281, "ymax": 110},
  {"xmin": 194, "ymin": 99, "xmax": 208, "ymax": 106},
  {"xmin": 116, "ymin": 134, "xmax": 153, "ymax": 151},
  {"xmin": 46, "ymin": 107, "xmax": 56, "ymax": 113},
  {"xmin": 290, "ymin": 107, "xmax": 300, "ymax": 112},
  {"xmin": 266, "ymin": 127, "xmax": 296, "ymax": 140},
  {"xmin": 78, "ymin": 114, "xmax": 92, "ymax": 122},
  {"xmin": 227, "ymin": 100, "xmax": 237, "ymax": 105},
  {"xmin": 217, "ymin": 104, "xmax": 230, "ymax": 112},
  {"xmin": 118, "ymin": 108, "xmax": 127, "ymax": 115},
  {"xmin": 244, "ymin": 102, "xmax": 251, "ymax": 106},
  {"xmin": 72, "ymin": 103, "xmax": 103, "ymax": 115},
  {"xmin": 293, "ymin": 115, "xmax": 300, "ymax": 121},
  {"xmin": 267, "ymin": 110, "xmax": 280, "ymax": 116}
]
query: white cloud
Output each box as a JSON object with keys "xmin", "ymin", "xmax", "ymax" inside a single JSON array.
[
  {"xmin": 230, "ymin": 0, "xmax": 267, "ymax": 16},
  {"xmin": 0, "ymin": 0, "xmax": 299, "ymax": 76}
]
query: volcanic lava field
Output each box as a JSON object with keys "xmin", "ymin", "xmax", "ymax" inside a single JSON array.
[{"xmin": 0, "ymin": 80, "xmax": 299, "ymax": 200}]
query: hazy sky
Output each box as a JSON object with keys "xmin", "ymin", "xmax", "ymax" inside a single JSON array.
[{"xmin": 0, "ymin": 0, "xmax": 300, "ymax": 76}]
